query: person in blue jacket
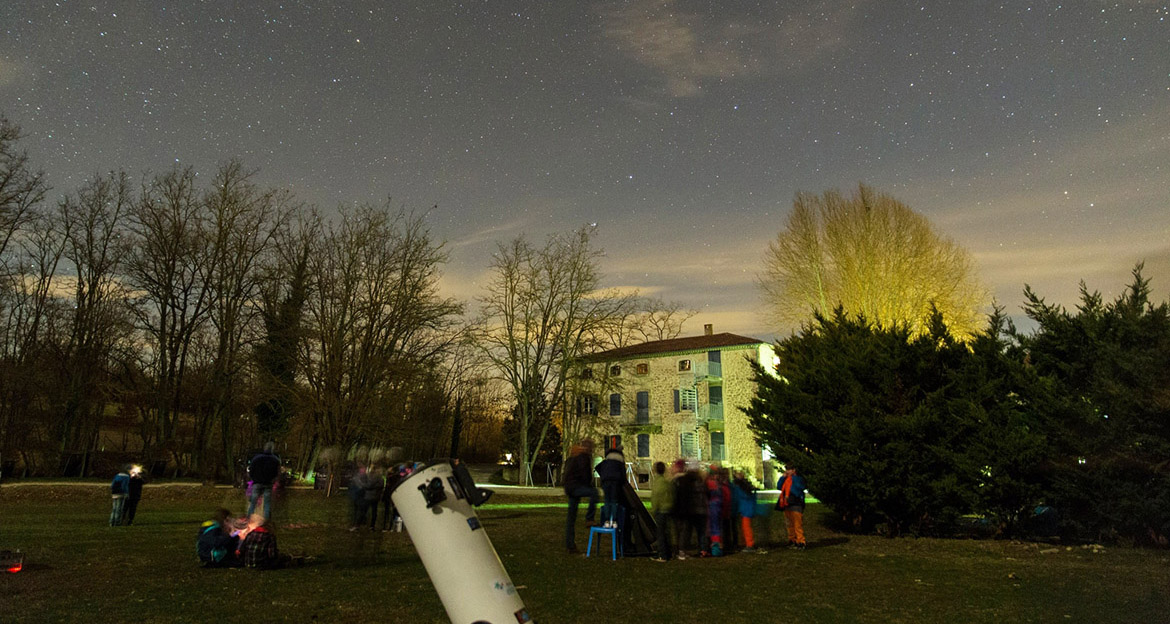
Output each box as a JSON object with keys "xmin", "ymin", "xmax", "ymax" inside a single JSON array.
[
  {"xmin": 110, "ymin": 466, "xmax": 131, "ymax": 526},
  {"xmin": 731, "ymin": 470, "xmax": 765, "ymax": 553}
]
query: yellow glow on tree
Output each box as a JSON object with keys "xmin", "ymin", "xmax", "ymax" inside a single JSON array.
[{"xmin": 760, "ymin": 184, "xmax": 987, "ymax": 339}]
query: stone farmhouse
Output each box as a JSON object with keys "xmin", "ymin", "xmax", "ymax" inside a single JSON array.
[{"xmin": 578, "ymin": 325, "xmax": 776, "ymax": 482}]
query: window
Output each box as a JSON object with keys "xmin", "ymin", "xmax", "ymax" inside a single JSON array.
[
  {"xmin": 635, "ymin": 363, "xmax": 649, "ymax": 375},
  {"xmin": 710, "ymin": 432, "xmax": 727, "ymax": 461},
  {"xmin": 609, "ymin": 365, "xmax": 622, "ymax": 377},
  {"xmin": 709, "ymin": 385, "xmax": 723, "ymax": 405},
  {"xmin": 605, "ymin": 435, "xmax": 622, "ymax": 452},
  {"xmin": 580, "ymin": 394, "xmax": 598, "ymax": 416},
  {"xmin": 609, "ymin": 393, "xmax": 621, "ymax": 416},
  {"xmin": 637, "ymin": 434, "xmax": 650, "ymax": 458},
  {"xmin": 636, "ymin": 391, "xmax": 649, "ymax": 424},
  {"xmin": 679, "ymin": 431, "xmax": 698, "ymax": 458},
  {"xmin": 678, "ymin": 359, "xmax": 691, "ymax": 372},
  {"xmin": 680, "ymin": 388, "xmax": 697, "ymax": 411},
  {"xmin": 581, "ymin": 368, "xmax": 593, "ymax": 379}
]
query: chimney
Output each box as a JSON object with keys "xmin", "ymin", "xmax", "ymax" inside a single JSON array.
[{"xmin": 704, "ymin": 324, "xmax": 713, "ymax": 336}]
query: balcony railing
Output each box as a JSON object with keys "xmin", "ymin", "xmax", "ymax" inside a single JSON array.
[
  {"xmin": 617, "ymin": 412, "xmax": 662, "ymax": 431},
  {"xmin": 698, "ymin": 402, "xmax": 723, "ymax": 423},
  {"xmin": 678, "ymin": 360, "xmax": 722, "ymax": 386}
]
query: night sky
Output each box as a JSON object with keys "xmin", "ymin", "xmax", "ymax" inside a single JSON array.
[{"xmin": 2, "ymin": 1, "xmax": 1168, "ymax": 339}]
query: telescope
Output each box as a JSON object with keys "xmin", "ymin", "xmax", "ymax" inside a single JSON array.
[{"xmin": 391, "ymin": 460, "xmax": 533, "ymax": 624}]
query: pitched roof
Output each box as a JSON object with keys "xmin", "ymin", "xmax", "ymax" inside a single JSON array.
[{"xmin": 585, "ymin": 332, "xmax": 766, "ymax": 361}]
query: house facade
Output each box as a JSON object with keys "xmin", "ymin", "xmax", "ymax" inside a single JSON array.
[{"xmin": 579, "ymin": 326, "xmax": 776, "ymax": 482}]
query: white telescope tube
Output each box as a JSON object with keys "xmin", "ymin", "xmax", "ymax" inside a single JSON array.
[{"xmin": 391, "ymin": 461, "xmax": 533, "ymax": 624}]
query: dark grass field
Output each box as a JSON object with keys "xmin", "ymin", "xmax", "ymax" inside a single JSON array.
[{"xmin": 2, "ymin": 484, "xmax": 1169, "ymax": 623}]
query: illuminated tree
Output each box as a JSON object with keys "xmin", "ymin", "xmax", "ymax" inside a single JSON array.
[{"xmin": 760, "ymin": 184, "xmax": 987, "ymax": 339}]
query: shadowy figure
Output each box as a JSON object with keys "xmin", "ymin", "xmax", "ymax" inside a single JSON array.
[
  {"xmin": 563, "ymin": 439, "xmax": 599, "ymax": 554},
  {"xmin": 123, "ymin": 465, "xmax": 145, "ymax": 525}
]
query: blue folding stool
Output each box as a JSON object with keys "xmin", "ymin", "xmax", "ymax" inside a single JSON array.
[{"xmin": 586, "ymin": 502, "xmax": 624, "ymax": 560}]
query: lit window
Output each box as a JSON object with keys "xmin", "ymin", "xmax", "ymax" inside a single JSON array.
[
  {"xmin": 635, "ymin": 363, "xmax": 649, "ymax": 375},
  {"xmin": 679, "ymin": 359, "xmax": 691, "ymax": 372}
]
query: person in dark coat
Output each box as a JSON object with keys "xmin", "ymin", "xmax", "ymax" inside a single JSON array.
[
  {"xmin": 246, "ymin": 441, "xmax": 281, "ymax": 519},
  {"xmin": 594, "ymin": 446, "xmax": 627, "ymax": 507},
  {"xmin": 673, "ymin": 465, "xmax": 709, "ymax": 558},
  {"xmin": 123, "ymin": 465, "xmax": 145, "ymax": 525},
  {"xmin": 562, "ymin": 439, "xmax": 598, "ymax": 554}
]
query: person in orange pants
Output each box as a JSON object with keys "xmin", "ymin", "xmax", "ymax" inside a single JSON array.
[
  {"xmin": 731, "ymin": 470, "xmax": 766, "ymax": 553},
  {"xmin": 776, "ymin": 465, "xmax": 807, "ymax": 549}
]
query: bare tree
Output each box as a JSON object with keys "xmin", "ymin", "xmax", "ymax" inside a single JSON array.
[
  {"xmin": 0, "ymin": 212, "xmax": 64, "ymax": 473},
  {"xmin": 298, "ymin": 205, "xmax": 461, "ymax": 461},
  {"xmin": 197, "ymin": 160, "xmax": 287, "ymax": 478},
  {"xmin": 477, "ymin": 226, "xmax": 635, "ymax": 485},
  {"xmin": 123, "ymin": 167, "xmax": 213, "ymax": 470},
  {"xmin": 760, "ymin": 184, "xmax": 987, "ymax": 338},
  {"xmin": 52, "ymin": 171, "xmax": 135, "ymax": 474},
  {"xmin": 0, "ymin": 116, "xmax": 51, "ymax": 462},
  {"xmin": 0, "ymin": 116, "xmax": 47, "ymax": 267}
]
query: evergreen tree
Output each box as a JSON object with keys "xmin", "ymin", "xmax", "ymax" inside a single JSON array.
[
  {"xmin": 746, "ymin": 308, "xmax": 1055, "ymax": 536},
  {"xmin": 1016, "ymin": 266, "xmax": 1170, "ymax": 544}
]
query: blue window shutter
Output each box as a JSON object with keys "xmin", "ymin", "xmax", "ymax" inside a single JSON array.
[
  {"xmin": 673, "ymin": 389, "xmax": 680, "ymax": 413},
  {"xmin": 610, "ymin": 393, "xmax": 621, "ymax": 416}
]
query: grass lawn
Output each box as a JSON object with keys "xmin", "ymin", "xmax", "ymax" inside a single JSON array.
[{"xmin": 2, "ymin": 484, "xmax": 1168, "ymax": 623}]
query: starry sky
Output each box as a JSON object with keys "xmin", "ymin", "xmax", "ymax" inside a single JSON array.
[{"xmin": 2, "ymin": 1, "xmax": 1168, "ymax": 340}]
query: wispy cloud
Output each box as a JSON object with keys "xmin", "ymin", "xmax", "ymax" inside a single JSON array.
[
  {"xmin": 447, "ymin": 218, "xmax": 531, "ymax": 250},
  {"xmin": 0, "ymin": 59, "xmax": 24, "ymax": 87},
  {"xmin": 599, "ymin": 0, "xmax": 863, "ymax": 98}
]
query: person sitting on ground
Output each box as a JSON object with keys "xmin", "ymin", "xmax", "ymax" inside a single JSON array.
[
  {"xmin": 240, "ymin": 514, "xmax": 291, "ymax": 569},
  {"xmin": 197, "ymin": 508, "xmax": 241, "ymax": 567}
]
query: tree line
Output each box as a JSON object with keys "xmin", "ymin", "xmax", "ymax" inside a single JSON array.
[{"xmin": 0, "ymin": 116, "xmax": 693, "ymax": 482}]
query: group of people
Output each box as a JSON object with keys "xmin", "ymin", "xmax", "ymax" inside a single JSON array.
[
  {"xmin": 197, "ymin": 508, "xmax": 293, "ymax": 569},
  {"xmin": 349, "ymin": 459, "xmax": 416, "ymax": 532},
  {"xmin": 109, "ymin": 464, "xmax": 145, "ymax": 526},
  {"xmin": 197, "ymin": 442, "xmax": 296, "ymax": 569},
  {"xmin": 563, "ymin": 437, "xmax": 809, "ymax": 559}
]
